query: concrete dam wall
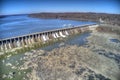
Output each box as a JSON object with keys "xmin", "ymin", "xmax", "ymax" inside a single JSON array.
[{"xmin": 0, "ymin": 24, "xmax": 98, "ymax": 52}]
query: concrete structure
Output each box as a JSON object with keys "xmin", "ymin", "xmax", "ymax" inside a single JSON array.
[{"xmin": 0, "ymin": 24, "xmax": 98, "ymax": 52}]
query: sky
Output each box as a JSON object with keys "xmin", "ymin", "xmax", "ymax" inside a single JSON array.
[{"xmin": 0, "ymin": 0, "xmax": 120, "ymax": 15}]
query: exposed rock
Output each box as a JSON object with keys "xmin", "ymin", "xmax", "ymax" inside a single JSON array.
[
  {"xmin": 2, "ymin": 24, "xmax": 120, "ymax": 80},
  {"xmin": 6, "ymin": 63, "xmax": 12, "ymax": 66},
  {"xmin": 19, "ymin": 44, "xmax": 118, "ymax": 80}
]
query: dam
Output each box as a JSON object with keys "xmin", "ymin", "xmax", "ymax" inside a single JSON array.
[{"xmin": 0, "ymin": 24, "xmax": 98, "ymax": 52}]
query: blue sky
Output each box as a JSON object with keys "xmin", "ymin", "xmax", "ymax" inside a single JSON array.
[{"xmin": 0, "ymin": 0, "xmax": 120, "ymax": 15}]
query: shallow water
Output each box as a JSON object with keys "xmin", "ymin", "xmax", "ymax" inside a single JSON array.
[
  {"xmin": 110, "ymin": 39, "xmax": 120, "ymax": 43},
  {"xmin": 0, "ymin": 32, "xmax": 90, "ymax": 80},
  {"xmin": 41, "ymin": 32, "xmax": 90, "ymax": 51}
]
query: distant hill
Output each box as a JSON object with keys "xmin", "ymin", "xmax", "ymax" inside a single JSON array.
[
  {"xmin": 29, "ymin": 12, "xmax": 120, "ymax": 25},
  {"xmin": 1, "ymin": 12, "xmax": 119, "ymax": 25},
  {"xmin": 0, "ymin": 14, "xmax": 28, "ymax": 18}
]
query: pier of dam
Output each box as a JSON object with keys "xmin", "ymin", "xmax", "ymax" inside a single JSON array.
[{"xmin": 0, "ymin": 24, "xmax": 98, "ymax": 52}]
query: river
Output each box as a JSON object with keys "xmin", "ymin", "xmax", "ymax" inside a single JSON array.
[{"xmin": 0, "ymin": 15, "xmax": 94, "ymax": 80}]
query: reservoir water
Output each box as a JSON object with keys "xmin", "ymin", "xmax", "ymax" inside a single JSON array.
[{"xmin": 0, "ymin": 15, "xmax": 95, "ymax": 39}]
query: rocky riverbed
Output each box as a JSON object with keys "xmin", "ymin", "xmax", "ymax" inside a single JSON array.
[
  {"xmin": 17, "ymin": 45, "xmax": 119, "ymax": 80},
  {"xmin": 1, "ymin": 24, "xmax": 120, "ymax": 80}
]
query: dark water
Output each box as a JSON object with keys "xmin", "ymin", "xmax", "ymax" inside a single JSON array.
[
  {"xmin": 110, "ymin": 39, "xmax": 120, "ymax": 43},
  {"xmin": 0, "ymin": 15, "xmax": 95, "ymax": 39}
]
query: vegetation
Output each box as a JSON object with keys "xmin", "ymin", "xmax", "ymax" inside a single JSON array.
[
  {"xmin": 96, "ymin": 24, "xmax": 120, "ymax": 35},
  {"xmin": 29, "ymin": 12, "xmax": 120, "ymax": 25}
]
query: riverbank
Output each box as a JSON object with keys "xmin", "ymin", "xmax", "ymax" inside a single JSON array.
[
  {"xmin": 29, "ymin": 12, "xmax": 120, "ymax": 26},
  {"xmin": 18, "ymin": 45, "xmax": 119, "ymax": 80},
  {"xmin": 20, "ymin": 24, "xmax": 120, "ymax": 80},
  {"xmin": 1, "ymin": 24, "xmax": 120, "ymax": 80},
  {"xmin": 0, "ymin": 32, "xmax": 90, "ymax": 80},
  {"xmin": 2, "ymin": 25, "xmax": 120, "ymax": 80}
]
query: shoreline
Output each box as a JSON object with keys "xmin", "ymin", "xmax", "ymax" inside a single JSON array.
[
  {"xmin": 15, "ymin": 29, "xmax": 120, "ymax": 80},
  {"xmin": 19, "ymin": 24, "xmax": 120, "ymax": 80},
  {"xmin": 29, "ymin": 12, "xmax": 120, "ymax": 26},
  {"xmin": 1, "ymin": 12, "xmax": 119, "ymax": 25},
  {"xmin": 1, "ymin": 24, "xmax": 120, "ymax": 80}
]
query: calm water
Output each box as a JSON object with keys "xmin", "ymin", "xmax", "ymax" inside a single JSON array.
[
  {"xmin": 0, "ymin": 15, "xmax": 95, "ymax": 39},
  {"xmin": 110, "ymin": 39, "xmax": 120, "ymax": 43}
]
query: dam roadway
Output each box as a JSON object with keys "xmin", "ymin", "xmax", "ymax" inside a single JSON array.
[{"xmin": 0, "ymin": 24, "xmax": 98, "ymax": 52}]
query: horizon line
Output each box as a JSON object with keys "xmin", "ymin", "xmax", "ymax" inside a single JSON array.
[{"xmin": 0, "ymin": 11, "xmax": 120, "ymax": 16}]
